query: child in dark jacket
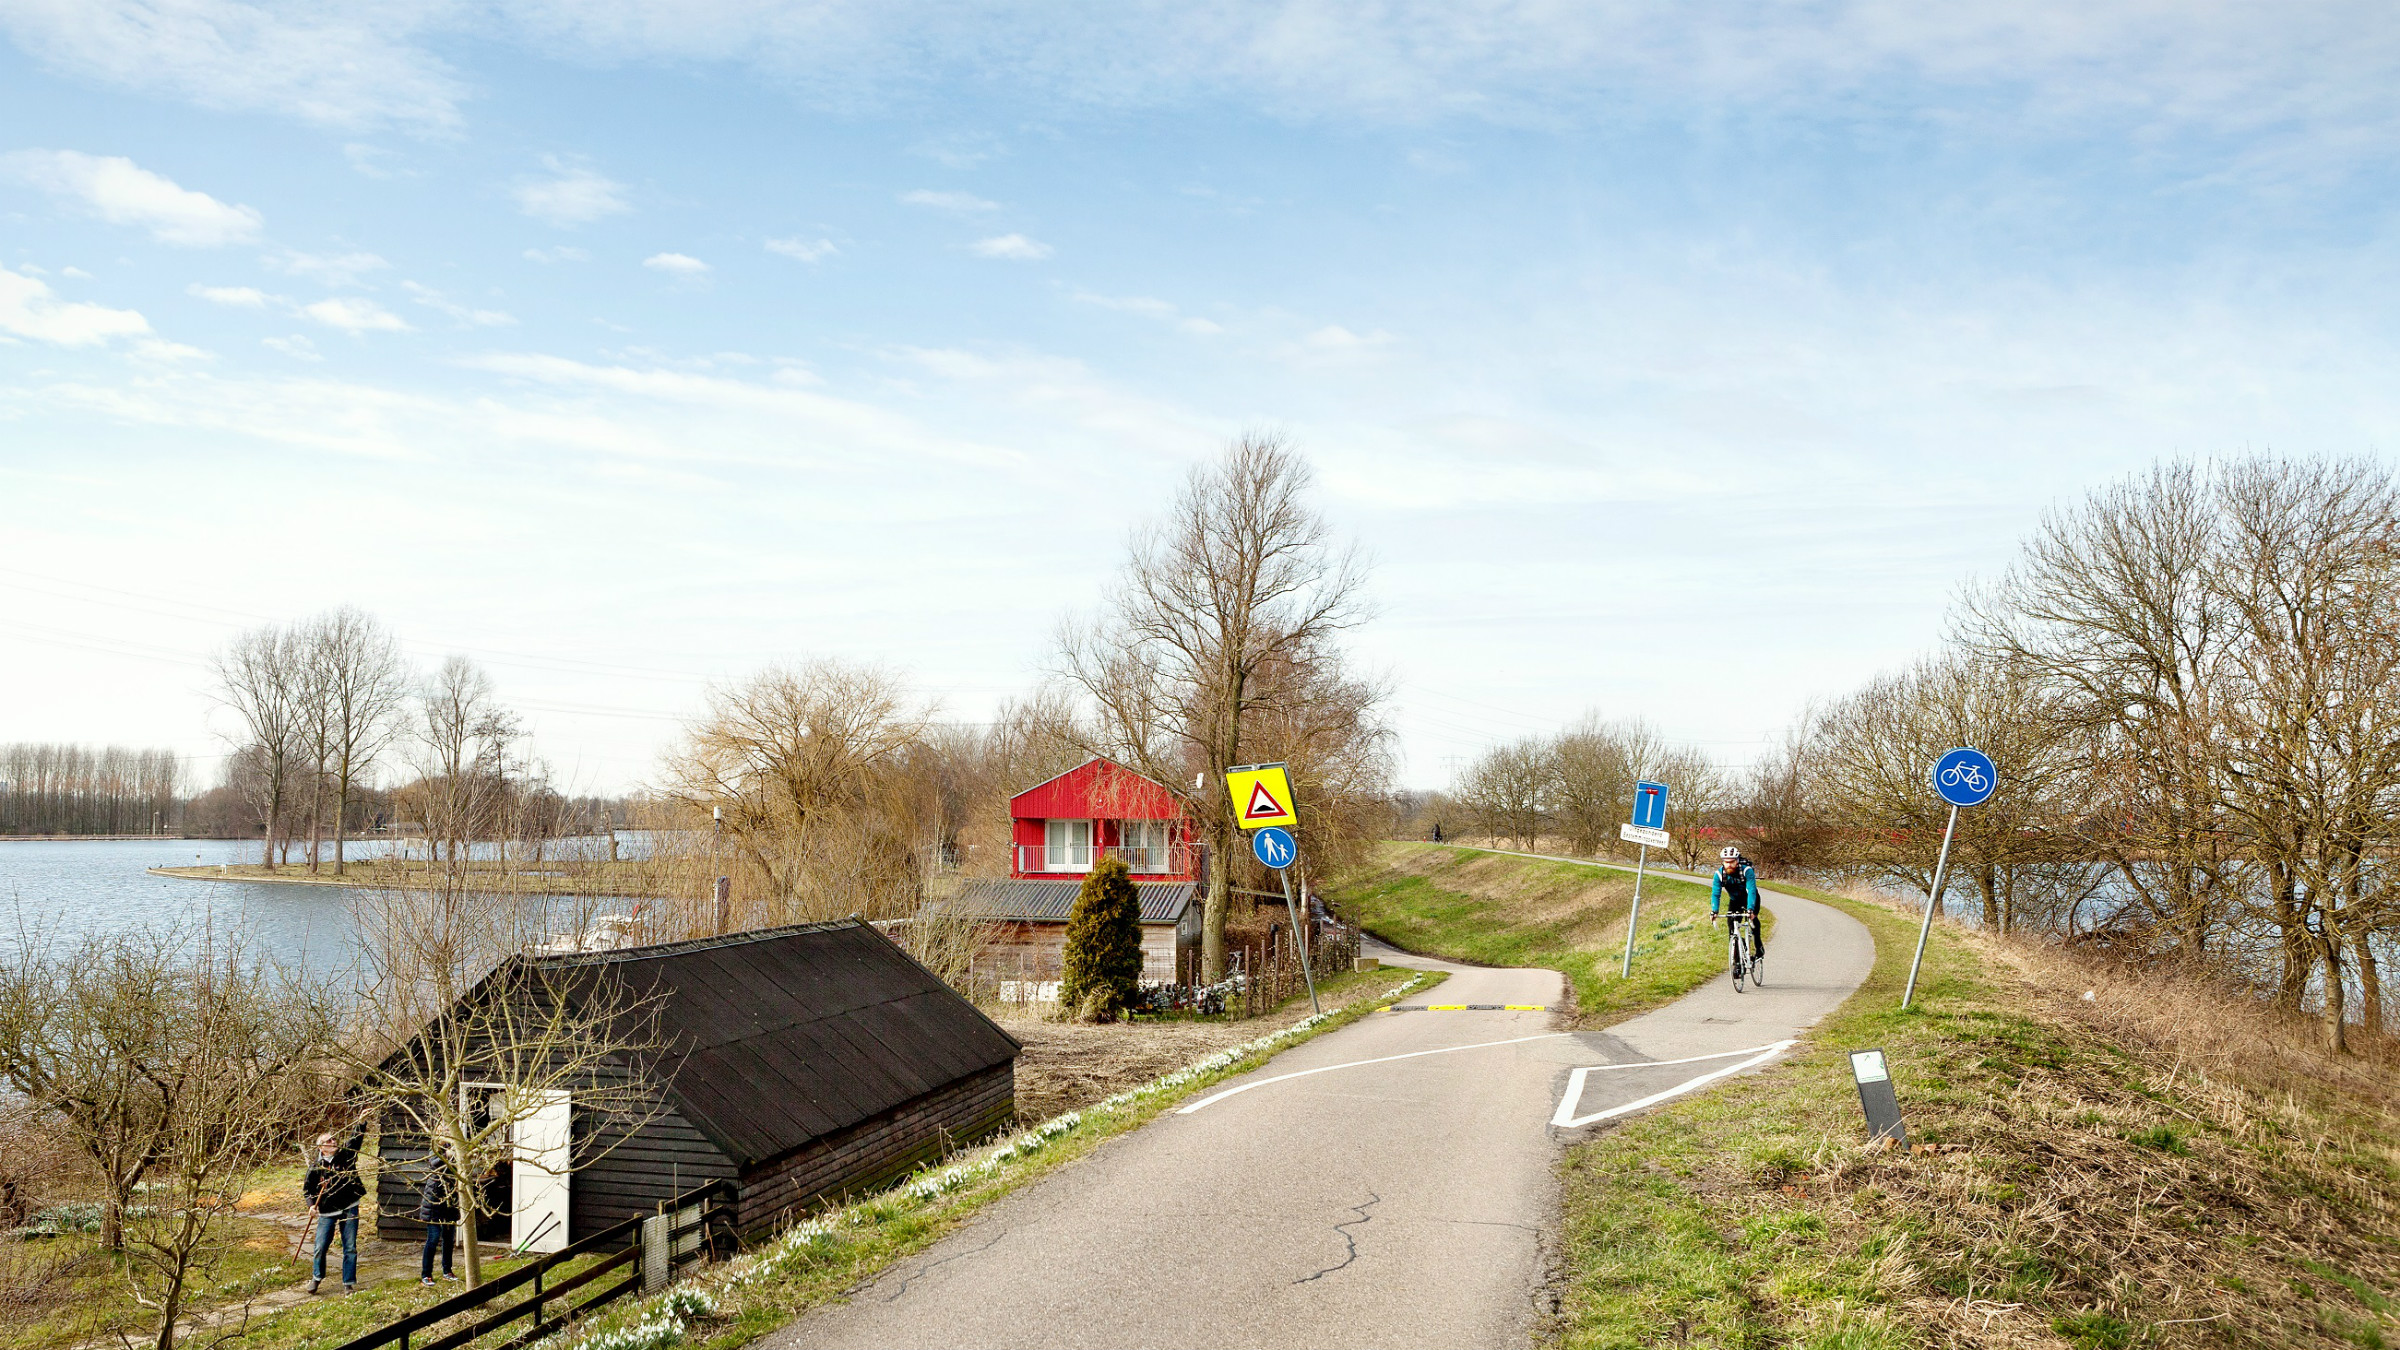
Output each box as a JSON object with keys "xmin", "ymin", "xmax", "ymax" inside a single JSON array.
[{"xmin": 415, "ymin": 1163, "xmax": 461, "ymax": 1283}]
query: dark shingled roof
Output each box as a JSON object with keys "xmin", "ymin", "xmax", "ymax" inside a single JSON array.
[
  {"xmin": 948, "ymin": 878, "xmax": 1196, "ymax": 924},
  {"xmin": 539, "ymin": 920, "xmax": 1020, "ymax": 1170}
]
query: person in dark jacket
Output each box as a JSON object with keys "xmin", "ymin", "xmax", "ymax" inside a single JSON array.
[
  {"xmin": 303, "ymin": 1127, "xmax": 367, "ymax": 1294},
  {"xmin": 415, "ymin": 1161, "xmax": 461, "ymax": 1283}
]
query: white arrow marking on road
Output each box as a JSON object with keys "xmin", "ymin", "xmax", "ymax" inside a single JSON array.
[
  {"xmin": 1177, "ymin": 1032, "xmax": 1575, "ymax": 1114},
  {"xmin": 1549, "ymin": 1039, "xmax": 1798, "ymax": 1129}
]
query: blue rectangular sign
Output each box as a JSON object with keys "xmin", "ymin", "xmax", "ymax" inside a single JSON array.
[{"xmin": 1631, "ymin": 780, "xmax": 1670, "ymax": 831}]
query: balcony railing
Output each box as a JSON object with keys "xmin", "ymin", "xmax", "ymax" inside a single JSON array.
[{"xmin": 1014, "ymin": 843, "xmax": 1194, "ymax": 875}]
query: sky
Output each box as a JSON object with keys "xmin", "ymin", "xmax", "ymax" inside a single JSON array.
[{"xmin": 3, "ymin": 2, "xmax": 2399, "ymax": 796}]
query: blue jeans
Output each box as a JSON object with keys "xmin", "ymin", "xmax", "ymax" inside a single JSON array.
[
  {"xmin": 313, "ymin": 1207, "xmax": 359, "ymax": 1284},
  {"xmin": 420, "ymin": 1221, "xmax": 455, "ymax": 1277}
]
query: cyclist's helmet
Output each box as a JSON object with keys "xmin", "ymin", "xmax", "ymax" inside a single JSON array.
[{"xmin": 1719, "ymin": 845, "xmax": 1742, "ymax": 862}]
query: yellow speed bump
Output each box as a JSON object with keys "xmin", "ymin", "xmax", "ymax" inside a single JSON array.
[{"xmin": 1387, "ymin": 1004, "xmax": 1554, "ymax": 1012}]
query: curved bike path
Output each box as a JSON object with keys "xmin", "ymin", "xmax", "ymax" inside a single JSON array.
[{"xmin": 764, "ymin": 854, "xmax": 1875, "ymax": 1350}]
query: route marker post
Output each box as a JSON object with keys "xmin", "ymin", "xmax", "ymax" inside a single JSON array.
[
  {"xmin": 1849, "ymin": 1048, "xmax": 1907, "ymax": 1146},
  {"xmin": 1618, "ymin": 780, "xmax": 1671, "ymax": 978},
  {"xmin": 1230, "ymin": 767, "xmax": 1318, "ymax": 1014},
  {"xmin": 1904, "ymin": 747, "xmax": 1998, "ymax": 1010}
]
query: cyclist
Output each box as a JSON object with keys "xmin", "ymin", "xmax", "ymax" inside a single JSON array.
[{"xmin": 1710, "ymin": 846, "xmax": 1765, "ymax": 961}]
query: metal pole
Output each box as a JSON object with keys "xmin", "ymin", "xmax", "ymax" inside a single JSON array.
[
  {"xmin": 1279, "ymin": 862, "xmax": 1320, "ymax": 1014},
  {"xmin": 1619, "ymin": 844, "xmax": 1650, "ymax": 977},
  {"xmin": 1902, "ymin": 804, "xmax": 1959, "ymax": 1009}
]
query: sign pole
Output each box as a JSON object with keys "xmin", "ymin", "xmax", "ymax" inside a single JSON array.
[
  {"xmin": 1902, "ymin": 804, "xmax": 1958, "ymax": 1010},
  {"xmin": 1620, "ymin": 844, "xmax": 1649, "ymax": 978},
  {"xmin": 1280, "ymin": 854, "xmax": 1320, "ymax": 1014}
]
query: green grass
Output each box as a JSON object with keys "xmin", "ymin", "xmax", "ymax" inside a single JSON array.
[
  {"xmin": 1547, "ymin": 884, "xmax": 2400, "ymax": 1349},
  {"xmin": 1331, "ymin": 841, "xmax": 1760, "ymax": 1023}
]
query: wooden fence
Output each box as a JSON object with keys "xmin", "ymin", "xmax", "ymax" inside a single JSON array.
[
  {"xmin": 1232, "ymin": 922, "xmax": 1360, "ymax": 1019},
  {"xmin": 332, "ymin": 1180, "xmax": 735, "ymax": 1350}
]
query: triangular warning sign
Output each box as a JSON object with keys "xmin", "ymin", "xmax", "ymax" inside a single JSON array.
[{"xmin": 1244, "ymin": 781, "xmax": 1288, "ymax": 821}]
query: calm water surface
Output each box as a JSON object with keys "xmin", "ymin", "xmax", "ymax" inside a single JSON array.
[{"xmin": 0, "ymin": 836, "xmax": 644, "ymax": 972}]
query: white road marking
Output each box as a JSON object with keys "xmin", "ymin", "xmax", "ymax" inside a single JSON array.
[
  {"xmin": 1177, "ymin": 1032, "xmax": 1575, "ymax": 1114},
  {"xmin": 1549, "ymin": 1038, "xmax": 1798, "ymax": 1129}
]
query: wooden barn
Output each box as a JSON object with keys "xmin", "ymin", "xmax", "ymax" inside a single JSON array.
[
  {"xmin": 955, "ymin": 757, "xmax": 1209, "ymax": 986},
  {"xmin": 375, "ymin": 919, "xmax": 1020, "ymax": 1251}
]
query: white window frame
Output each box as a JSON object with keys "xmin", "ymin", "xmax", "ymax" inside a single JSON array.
[
  {"xmin": 1045, "ymin": 818, "xmax": 1092, "ymax": 870},
  {"xmin": 1117, "ymin": 819, "xmax": 1169, "ymax": 872}
]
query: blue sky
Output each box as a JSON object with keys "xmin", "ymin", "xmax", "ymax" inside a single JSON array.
[{"xmin": 3, "ymin": 2, "xmax": 2398, "ymax": 794}]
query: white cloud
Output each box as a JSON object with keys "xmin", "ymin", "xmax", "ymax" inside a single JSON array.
[
  {"xmin": 970, "ymin": 233, "xmax": 1052, "ymax": 261},
  {"xmin": 267, "ymin": 250, "xmax": 389, "ymax": 288},
  {"xmin": 401, "ymin": 281, "xmax": 515, "ymax": 327},
  {"xmin": 189, "ymin": 283, "xmax": 270, "ymax": 307},
  {"xmin": 60, "ymin": 266, "xmax": 94, "ymax": 280},
  {"xmin": 0, "ymin": 266, "xmax": 150, "ymax": 345},
  {"xmin": 301, "ymin": 296, "xmax": 411, "ymax": 332},
  {"xmin": 263, "ymin": 334, "xmax": 320, "ymax": 360},
  {"xmin": 901, "ymin": 189, "xmax": 1000, "ymax": 213},
  {"xmin": 1074, "ymin": 291, "xmax": 1224, "ymax": 335},
  {"xmin": 642, "ymin": 252, "xmax": 710, "ymax": 276},
  {"xmin": 0, "ymin": 0, "xmax": 464, "ymax": 131},
  {"xmin": 524, "ymin": 246, "xmax": 590, "ymax": 264},
  {"xmin": 1, "ymin": 150, "xmax": 261, "ymax": 246},
  {"xmin": 1306, "ymin": 324, "xmax": 1394, "ymax": 349},
  {"xmin": 515, "ymin": 158, "xmax": 629, "ymax": 227},
  {"xmin": 132, "ymin": 338, "xmax": 210, "ymax": 362},
  {"xmin": 765, "ymin": 236, "xmax": 838, "ymax": 263}
]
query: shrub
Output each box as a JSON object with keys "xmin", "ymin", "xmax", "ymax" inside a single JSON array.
[{"xmin": 1058, "ymin": 858, "xmax": 1144, "ymax": 1021}]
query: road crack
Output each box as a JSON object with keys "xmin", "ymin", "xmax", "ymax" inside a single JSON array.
[
  {"xmin": 1293, "ymin": 1192, "xmax": 1381, "ymax": 1285},
  {"xmin": 877, "ymin": 1223, "xmax": 1007, "ymax": 1302}
]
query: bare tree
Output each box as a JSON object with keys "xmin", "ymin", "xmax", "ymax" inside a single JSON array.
[
  {"xmin": 1457, "ymin": 737, "xmax": 1551, "ymax": 850},
  {"xmin": 335, "ymin": 871, "xmax": 665, "ymax": 1288},
  {"xmin": 656, "ymin": 660, "xmax": 931, "ymax": 924},
  {"xmin": 411, "ymin": 656, "xmax": 523, "ymax": 868},
  {"xmin": 210, "ymin": 627, "xmax": 307, "ymax": 869},
  {"xmin": 1055, "ymin": 435, "xmax": 1377, "ymax": 980},
  {"xmin": 304, "ymin": 608, "xmax": 410, "ymax": 876}
]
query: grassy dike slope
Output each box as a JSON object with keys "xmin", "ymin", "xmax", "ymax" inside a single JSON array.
[
  {"xmin": 1553, "ymin": 884, "xmax": 2400, "ymax": 1350},
  {"xmin": 1331, "ymin": 841, "xmax": 1744, "ymax": 1024}
]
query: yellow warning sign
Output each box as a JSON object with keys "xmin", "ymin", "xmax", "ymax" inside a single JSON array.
[{"xmin": 1224, "ymin": 762, "xmax": 1298, "ymax": 829}]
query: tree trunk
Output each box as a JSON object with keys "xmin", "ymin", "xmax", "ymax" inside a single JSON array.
[
  {"xmin": 2356, "ymin": 932, "xmax": 2384, "ymax": 1038},
  {"xmin": 2321, "ymin": 926, "xmax": 2347, "ymax": 1054},
  {"xmin": 1203, "ymin": 822, "xmax": 1229, "ymax": 982},
  {"xmin": 333, "ymin": 775, "xmax": 349, "ymax": 876}
]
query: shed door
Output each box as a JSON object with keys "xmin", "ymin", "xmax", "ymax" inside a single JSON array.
[{"xmin": 512, "ymin": 1090, "xmax": 571, "ymax": 1254}]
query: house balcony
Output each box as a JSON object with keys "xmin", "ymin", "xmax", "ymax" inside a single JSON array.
[{"xmin": 1014, "ymin": 842, "xmax": 1197, "ymax": 877}]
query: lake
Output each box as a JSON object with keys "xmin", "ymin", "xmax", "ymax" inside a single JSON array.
[{"xmin": 0, "ymin": 837, "xmax": 641, "ymax": 973}]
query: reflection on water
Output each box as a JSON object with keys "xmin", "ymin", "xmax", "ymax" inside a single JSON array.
[{"xmin": 0, "ymin": 837, "xmax": 647, "ymax": 974}]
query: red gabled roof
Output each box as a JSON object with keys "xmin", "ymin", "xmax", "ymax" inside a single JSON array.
[{"xmin": 1009, "ymin": 757, "xmax": 1183, "ymax": 821}]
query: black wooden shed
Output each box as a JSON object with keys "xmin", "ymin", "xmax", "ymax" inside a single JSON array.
[{"xmin": 376, "ymin": 919, "xmax": 1020, "ymax": 1247}]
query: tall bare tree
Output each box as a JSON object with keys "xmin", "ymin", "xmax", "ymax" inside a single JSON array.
[
  {"xmin": 1055, "ymin": 435, "xmax": 1377, "ymax": 980},
  {"xmin": 211, "ymin": 626, "xmax": 307, "ymax": 869},
  {"xmin": 1457, "ymin": 737, "xmax": 1551, "ymax": 850},
  {"xmin": 412, "ymin": 656, "xmax": 522, "ymax": 868},
  {"xmin": 305, "ymin": 607, "xmax": 410, "ymax": 876}
]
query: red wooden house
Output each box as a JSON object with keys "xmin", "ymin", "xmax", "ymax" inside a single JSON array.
[{"xmin": 954, "ymin": 757, "xmax": 1207, "ymax": 986}]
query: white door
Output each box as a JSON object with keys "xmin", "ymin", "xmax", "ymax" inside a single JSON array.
[{"xmin": 512, "ymin": 1090, "xmax": 571, "ymax": 1254}]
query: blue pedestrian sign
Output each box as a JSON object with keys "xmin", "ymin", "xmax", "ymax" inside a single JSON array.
[
  {"xmin": 1251, "ymin": 826, "xmax": 1297, "ymax": 870},
  {"xmin": 1631, "ymin": 780, "xmax": 1670, "ymax": 831},
  {"xmin": 1931, "ymin": 747, "xmax": 1997, "ymax": 808}
]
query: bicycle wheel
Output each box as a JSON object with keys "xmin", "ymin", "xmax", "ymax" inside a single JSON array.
[
  {"xmin": 1729, "ymin": 924, "xmax": 1747, "ymax": 992},
  {"xmin": 1747, "ymin": 917, "xmax": 1764, "ymax": 986}
]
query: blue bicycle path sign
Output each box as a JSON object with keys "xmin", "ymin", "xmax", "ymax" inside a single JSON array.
[
  {"xmin": 1931, "ymin": 747, "xmax": 1998, "ymax": 807},
  {"xmin": 1251, "ymin": 826, "xmax": 1297, "ymax": 870}
]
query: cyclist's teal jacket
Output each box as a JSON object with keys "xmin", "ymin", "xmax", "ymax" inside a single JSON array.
[{"xmin": 1710, "ymin": 865, "xmax": 1760, "ymax": 915}]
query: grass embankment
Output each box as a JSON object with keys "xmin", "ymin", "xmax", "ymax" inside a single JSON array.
[
  {"xmin": 1332, "ymin": 841, "xmax": 1758, "ymax": 1024},
  {"xmin": 500, "ymin": 964, "xmax": 1442, "ymax": 1350},
  {"xmin": 1551, "ymin": 887, "xmax": 2400, "ymax": 1350}
]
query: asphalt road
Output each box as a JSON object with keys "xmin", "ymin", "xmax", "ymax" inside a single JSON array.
[{"xmin": 766, "ymin": 875, "xmax": 1874, "ymax": 1350}]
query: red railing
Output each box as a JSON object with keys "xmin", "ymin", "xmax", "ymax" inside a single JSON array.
[{"xmin": 1013, "ymin": 843, "xmax": 1195, "ymax": 876}]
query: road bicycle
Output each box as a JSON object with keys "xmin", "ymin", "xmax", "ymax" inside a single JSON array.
[
  {"xmin": 1939, "ymin": 762, "xmax": 1989, "ymax": 794},
  {"xmin": 1725, "ymin": 910, "xmax": 1763, "ymax": 992}
]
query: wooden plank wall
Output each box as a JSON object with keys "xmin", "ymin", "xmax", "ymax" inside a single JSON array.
[{"xmin": 735, "ymin": 1063, "xmax": 1015, "ymax": 1234}]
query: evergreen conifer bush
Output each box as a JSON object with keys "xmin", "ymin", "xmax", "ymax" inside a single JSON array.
[{"xmin": 1058, "ymin": 857, "xmax": 1143, "ymax": 1020}]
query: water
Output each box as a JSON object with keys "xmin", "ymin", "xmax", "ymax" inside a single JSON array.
[{"xmin": 0, "ymin": 836, "xmax": 653, "ymax": 973}]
